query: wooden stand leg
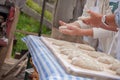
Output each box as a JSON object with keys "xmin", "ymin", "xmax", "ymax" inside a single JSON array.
[{"xmin": 2, "ymin": 51, "xmax": 29, "ymax": 77}]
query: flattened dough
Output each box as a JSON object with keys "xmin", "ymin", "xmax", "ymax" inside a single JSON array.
[
  {"xmin": 98, "ymin": 56, "xmax": 117, "ymax": 64},
  {"xmin": 71, "ymin": 54, "xmax": 103, "ymax": 71},
  {"xmin": 116, "ymin": 68, "xmax": 120, "ymax": 75},
  {"xmin": 109, "ymin": 62, "xmax": 120, "ymax": 71},
  {"xmin": 75, "ymin": 43, "xmax": 95, "ymax": 51},
  {"xmin": 68, "ymin": 50, "xmax": 83, "ymax": 59}
]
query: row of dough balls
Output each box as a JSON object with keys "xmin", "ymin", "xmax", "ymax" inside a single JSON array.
[
  {"xmin": 59, "ymin": 46, "xmax": 120, "ymax": 73},
  {"xmin": 47, "ymin": 38, "xmax": 120, "ymax": 75},
  {"xmin": 48, "ymin": 38, "xmax": 95, "ymax": 51}
]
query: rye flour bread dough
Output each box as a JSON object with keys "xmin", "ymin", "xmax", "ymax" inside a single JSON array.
[
  {"xmin": 71, "ymin": 54, "xmax": 104, "ymax": 71},
  {"xmin": 59, "ymin": 45, "xmax": 77, "ymax": 55},
  {"xmin": 79, "ymin": 50, "xmax": 108, "ymax": 58},
  {"xmin": 97, "ymin": 56, "xmax": 118, "ymax": 64},
  {"xmin": 47, "ymin": 38, "xmax": 71, "ymax": 46},
  {"xmin": 75, "ymin": 43, "xmax": 95, "ymax": 51},
  {"xmin": 116, "ymin": 68, "xmax": 120, "ymax": 75},
  {"xmin": 60, "ymin": 49, "xmax": 73, "ymax": 55},
  {"xmin": 109, "ymin": 62, "xmax": 120, "ymax": 71},
  {"xmin": 67, "ymin": 50, "xmax": 83, "ymax": 59}
]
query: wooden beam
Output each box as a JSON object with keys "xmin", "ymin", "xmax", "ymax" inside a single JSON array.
[{"xmin": 6, "ymin": 6, "xmax": 20, "ymax": 60}]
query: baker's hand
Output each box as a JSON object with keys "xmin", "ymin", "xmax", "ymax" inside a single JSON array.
[
  {"xmin": 59, "ymin": 25, "xmax": 81, "ymax": 36},
  {"xmin": 81, "ymin": 10, "xmax": 102, "ymax": 27},
  {"xmin": 59, "ymin": 20, "xmax": 80, "ymax": 27}
]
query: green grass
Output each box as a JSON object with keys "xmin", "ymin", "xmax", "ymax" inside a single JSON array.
[
  {"xmin": 12, "ymin": 32, "xmax": 27, "ymax": 56},
  {"xmin": 26, "ymin": 0, "xmax": 52, "ymax": 21},
  {"xmin": 13, "ymin": 12, "xmax": 51, "ymax": 56},
  {"xmin": 17, "ymin": 13, "xmax": 39, "ymax": 33},
  {"xmin": 12, "ymin": 0, "xmax": 53, "ymax": 56}
]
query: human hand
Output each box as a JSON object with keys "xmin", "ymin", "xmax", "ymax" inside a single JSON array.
[
  {"xmin": 59, "ymin": 20, "xmax": 67, "ymax": 26},
  {"xmin": 59, "ymin": 25, "xmax": 81, "ymax": 36},
  {"xmin": 81, "ymin": 10, "xmax": 102, "ymax": 27}
]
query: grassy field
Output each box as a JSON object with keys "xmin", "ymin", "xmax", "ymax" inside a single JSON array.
[
  {"xmin": 26, "ymin": 0, "xmax": 52, "ymax": 21},
  {"xmin": 13, "ymin": 13, "xmax": 51, "ymax": 56},
  {"xmin": 12, "ymin": 0, "xmax": 53, "ymax": 56}
]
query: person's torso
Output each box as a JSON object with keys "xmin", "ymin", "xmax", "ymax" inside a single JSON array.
[{"xmin": 83, "ymin": 0, "xmax": 116, "ymax": 53}]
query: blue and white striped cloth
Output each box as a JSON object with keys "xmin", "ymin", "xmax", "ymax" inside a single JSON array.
[{"xmin": 22, "ymin": 35, "xmax": 92, "ymax": 80}]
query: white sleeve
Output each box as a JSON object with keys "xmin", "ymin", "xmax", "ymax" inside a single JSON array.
[{"xmin": 93, "ymin": 28, "xmax": 116, "ymax": 39}]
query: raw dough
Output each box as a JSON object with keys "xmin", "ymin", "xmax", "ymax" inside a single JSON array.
[
  {"xmin": 68, "ymin": 50, "xmax": 83, "ymax": 59},
  {"xmin": 60, "ymin": 49, "xmax": 73, "ymax": 55},
  {"xmin": 47, "ymin": 38, "xmax": 71, "ymax": 46},
  {"xmin": 71, "ymin": 54, "xmax": 103, "ymax": 71},
  {"xmin": 98, "ymin": 56, "xmax": 117, "ymax": 64},
  {"xmin": 75, "ymin": 43, "xmax": 95, "ymax": 51},
  {"xmin": 109, "ymin": 62, "xmax": 120, "ymax": 71},
  {"xmin": 116, "ymin": 68, "xmax": 120, "ymax": 75}
]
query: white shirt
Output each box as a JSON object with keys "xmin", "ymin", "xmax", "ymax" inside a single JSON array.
[{"xmin": 77, "ymin": 0, "xmax": 117, "ymax": 57}]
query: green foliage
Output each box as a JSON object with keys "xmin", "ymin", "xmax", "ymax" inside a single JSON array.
[
  {"xmin": 26, "ymin": 0, "xmax": 52, "ymax": 21},
  {"xmin": 12, "ymin": 32, "xmax": 27, "ymax": 56},
  {"xmin": 42, "ymin": 25, "xmax": 51, "ymax": 35},
  {"xmin": 17, "ymin": 13, "xmax": 39, "ymax": 33},
  {"xmin": 13, "ymin": 12, "xmax": 51, "ymax": 55},
  {"xmin": 13, "ymin": 0, "xmax": 53, "ymax": 55}
]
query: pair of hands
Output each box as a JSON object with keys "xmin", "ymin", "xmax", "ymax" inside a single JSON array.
[
  {"xmin": 59, "ymin": 20, "xmax": 81, "ymax": 36},
  {"xmin": 59, "ymin": 10, "xmax": 102, "ymax": 36}
]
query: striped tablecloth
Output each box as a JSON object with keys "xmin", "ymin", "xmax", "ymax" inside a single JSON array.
[{"xmin": 22, "ymin": 35, "xmax": 92, "ymax": 80}]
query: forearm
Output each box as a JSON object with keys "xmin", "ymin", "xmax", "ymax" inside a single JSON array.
[
  {"xmin": 93, "ymin": 28, "xmax": 116, "ymax": 39},
  {"xmin": 77, "ymin": 29, "xmax": 93, "ymax": 37}
]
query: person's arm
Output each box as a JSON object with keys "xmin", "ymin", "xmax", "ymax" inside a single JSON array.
[
  {"xmin": 92, "ymin": 0, "xmax": 117, "ymax": 39},
  {"xmin": 59, "ymin": 25, "xmax": 93, "ymax": 37},
  {"xmin": 79, "ymin": 28, "xmax": 93, "ymax": 36},
  {"xmin": 93, "ymin": 28, "xmax": 116, "ymax": 39},
  {"xmin": 59, "ymin": 20, "xmax": 81, "ymax": 28},
  {"xmin": 82, "ymin": 10, "xmax": 118, "ymax": 31}
]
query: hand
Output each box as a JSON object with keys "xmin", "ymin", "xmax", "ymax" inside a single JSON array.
[
  {"xmin": 59, "ymin": 20, "xmax": 80, "ymax": 27},
  {"xmin": 59, "ymin": 20, "xmax": 67, "ymax": 26},
  {"xmin": 81, "ymin": 10, "xmax": 102, "ymax": 27},
  {"xmin": 59, "ymin": 25, "xmax": 81, "ymax": 36}
]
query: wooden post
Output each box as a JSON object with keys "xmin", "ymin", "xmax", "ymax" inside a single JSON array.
[
  {"xmin": 5, "ymin": 6, "xmax": 20, "ymax": 59},
  {"xmin": 0, "ymin": 6, "xmax": 20, "ymax": 70},
  {"xmin": 51, "ymin": 0, "xmax": 86, "ymax": 43},
  {"xmin": 5, "ymin": 38, "xmax": 14, "ymax": 59},
  {"xmin": 0, "ymin": 47, "xmax": 8, "ymax": 70}
]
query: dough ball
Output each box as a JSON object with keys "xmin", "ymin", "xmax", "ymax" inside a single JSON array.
[
  {"xmin": 109, "ymin": 62, "xmax": 120, "ymax": 71},
  {"xmin": 71, "ymin": 54, "xmax": 103, "ymax": 71},
  {"xmin": 75, "ymin": 43, "xmax": 95, "ymax": 51},
  {"xmin": 98, "ymin": 56, "xmax": 117, "ymax": 64},
  {"xmin": 116, "ymin": 68, "xmax": 120, "ymax": 75}
]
